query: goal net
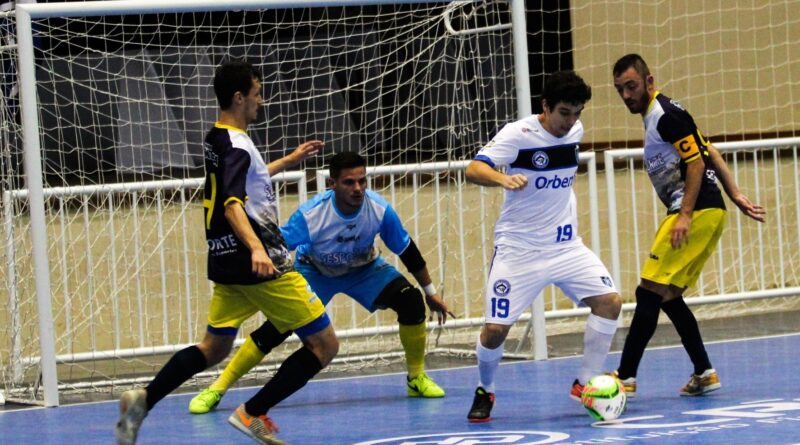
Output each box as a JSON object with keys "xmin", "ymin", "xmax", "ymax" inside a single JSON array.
[{"xmin": 3, "ymin": 0, "xmax": 527, "ymax": 404}]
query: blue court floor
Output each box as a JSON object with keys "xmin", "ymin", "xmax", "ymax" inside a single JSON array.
[{"xmin": 2, "ymin": 333, "xmax": 799, "ymax": 444}]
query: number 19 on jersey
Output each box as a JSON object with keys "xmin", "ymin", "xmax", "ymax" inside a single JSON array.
[{"xmin": 556, "ymin": 224, "xmax": 573, "ymax": 243}]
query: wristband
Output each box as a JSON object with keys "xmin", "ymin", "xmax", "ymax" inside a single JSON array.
[{"xmin": 423, "ymin": 283, "xmax": 436, "ymax": 297}]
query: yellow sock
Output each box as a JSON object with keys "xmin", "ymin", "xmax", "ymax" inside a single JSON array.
[
  {"xmin": 209, "ymin": 336, "xmax": 265, "ymax": 393},
  {"xmin": 399, "ymin": 322, "xmax": 427, "ymax": 379}
]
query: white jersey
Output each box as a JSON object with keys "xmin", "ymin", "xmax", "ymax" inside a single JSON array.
[{"xmin": 474, "ymin": 115, "xmax": 583, "ymax": 250}]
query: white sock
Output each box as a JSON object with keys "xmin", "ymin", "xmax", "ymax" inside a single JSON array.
[
  {"xmin": 579, "ymin": 313, "xmax": 618, "ymax": 385},
  {"xmin": 476, "ymin": 337, "xmax": 504, "ymax": 394}
]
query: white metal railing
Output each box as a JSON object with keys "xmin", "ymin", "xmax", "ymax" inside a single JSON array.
[
  {"xmin": 10, "ymin": 138, "xmax": 800, "ymax": 402},
  {"xmin": 6, "ymin": 171, "xmax": 306, "ymax": 365},
  {"xmin": 8, "ymin": 155, "xmax": 599, "ymax": 379}
]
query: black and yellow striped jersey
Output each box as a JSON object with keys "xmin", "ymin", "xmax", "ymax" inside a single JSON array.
[{"xmin": 642, "ymin": 92, "xmax": 725, "ymax": 214}]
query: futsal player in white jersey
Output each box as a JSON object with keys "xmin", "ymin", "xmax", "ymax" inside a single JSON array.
[
  {"xmin": 187, "ymin": 151, "xmax": 455, "ymax": 414},
  {"xmin": 465, "ymin": 71, "xmax": 622, "ymax": 422},
  {"xmin": 611, "ymin": 54, "xmax": 764, "ymax": 397}
]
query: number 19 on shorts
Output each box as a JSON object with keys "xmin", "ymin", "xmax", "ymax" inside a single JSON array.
[{"xmin": 490, "ymin": 297, "xmax": 510, "ymax": 318}]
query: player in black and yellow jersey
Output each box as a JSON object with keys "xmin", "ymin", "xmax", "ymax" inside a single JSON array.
[
  {"xmin": 115, "ymin": 60, "xmax": 338, "ymax": 445},
  {"xmin": 612, "ymin": 54, "xmax": 765, "ymax": 398}
]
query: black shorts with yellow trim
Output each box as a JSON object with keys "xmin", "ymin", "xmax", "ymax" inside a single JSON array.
[
  {"xmin": 207, "ymin": 271, "xmax": 325, "ymax": 336},
  {"xmin": 641, "ymin": 208, "xmax": 726, "ymax": 289}
]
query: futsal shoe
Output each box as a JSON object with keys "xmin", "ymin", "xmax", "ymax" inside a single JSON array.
[
  {"xmin": 407, "ymin": 372, "xmax": 445, "ymax": 398},
  {"xmin": 188, "ymin": 388, "xmax": 223, "ymax": 414},
  {"xmin": 610, "ymin": 371, "xmax": 637, "ymax": 398},
  {"xmin": 680, "ymin": 368, "xmax": 721, "ymax": 396},
  {"xmin": 115, "ymin": 388, "xmax": 148, "ymax": 445},
  {"xmin": 228, "ymin": 404, "xmax": 287, "ymax": 445},
  {"xmin": 569, "ymin": 379, "xmax": 584, "ymax": 402},
  {"xmin": 467, "ymin": 386, "xmax": 495, "ymax": 423}
]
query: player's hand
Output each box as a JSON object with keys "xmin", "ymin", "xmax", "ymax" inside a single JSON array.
[
  {"xmin": 500, "ymin": 173, "xmax": 528, "ymax": 191},
  {"xmin": 731, "ymin": 193, "xmax": 765, "ymax": 223},
  {"xmin": 426, "ymin": 293, "xmax": 456, "ymax": 325},
  {"xmin": 670, "ymin": 214, "xmax": 691, "ymax": 249},
  {"xmin": 288, "ymin": 140, "xmax": 324, "ymax": 165},
  {"xmin": 251, "ymin": 248, "xmax": 279, "ymax": 278}
]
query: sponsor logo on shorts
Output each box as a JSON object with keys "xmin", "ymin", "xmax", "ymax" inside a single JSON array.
[
  {"xmin": 532, "ymin": 150, "xmax": 549, "ymax": 168},
  {"xmin": 601, "ymin": 276, "xmax": 614, "ymax": 288},
  {"xmin": 493, "ymin": 279, "xmax": 511, "ymax": 296}
]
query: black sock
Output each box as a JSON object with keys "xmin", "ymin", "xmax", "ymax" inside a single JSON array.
[
  {"xmin": 617, "ymin": 286, "xmax": 661, "ymax": 379},
  {"xmin": 661, "ymin": 297, "xmax": 712, "ymax": 375},
  {"xmin": 244, "ymin": 346, "xmax": 322, "ymax": 416},
  {"xmin": 144, "ymin": 345, "xmax": 207, "ymax": 410}
]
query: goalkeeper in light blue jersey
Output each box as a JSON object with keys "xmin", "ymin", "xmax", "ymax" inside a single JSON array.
[{"xmin": 188, "ymin": 151, "xmax": 455, "ymax": 414}]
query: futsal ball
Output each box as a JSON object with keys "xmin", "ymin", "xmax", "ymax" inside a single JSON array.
[{"xmin": 580, "ymin": 374, "xmax": 626, "ymax": 421}]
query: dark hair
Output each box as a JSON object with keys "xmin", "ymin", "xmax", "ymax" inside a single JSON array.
[
  {"xmin": 329, "ymin": 151, "xmax": 366, "ymax": 179},
  {"xmin": 541, "ymin": 71, "xmax": 592, "ymax": 111},
  {"xmin": 613, "ymin": 53, "xmax": 651, "ymax": 79},
  {"xmin": 213, "ymin": 60, "xmax": 262, "ymax": 110}
]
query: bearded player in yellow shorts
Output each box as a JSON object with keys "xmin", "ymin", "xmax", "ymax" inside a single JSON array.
[{"xmin": 611, "ymin": 54, "xmax": 765, "ymax": 398}]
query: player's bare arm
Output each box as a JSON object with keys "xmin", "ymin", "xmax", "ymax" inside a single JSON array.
[
  {"xmin": 706, "ymin": 144, "xmax": 766, "ymax": 223},
  {"xmin": 465, "ymin": 159, "xmax": 528, "ymax": 190},
  {"xmin": 224, "ymin": 202, "xmax": 276, "ymax": 277},
  {"xmin": 672, "ymin": 158, "xmax": 705, "ymax": 249},
  {"xmin": 267, "ymin": 140, "xmax": 324, "ymax": 176}
]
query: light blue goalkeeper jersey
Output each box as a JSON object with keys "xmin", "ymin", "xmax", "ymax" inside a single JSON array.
[{"xmin": 281, "ymin": 189, "xmax": 411, "ymax": 277}]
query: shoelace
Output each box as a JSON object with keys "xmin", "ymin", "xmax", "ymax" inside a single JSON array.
[{"xmin": 256, "ymin": 415, "xmax": 280, "ymax": 433}]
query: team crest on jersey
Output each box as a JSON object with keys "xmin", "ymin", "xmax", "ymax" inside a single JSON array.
[
  {"xmin": 532, "ymin": 151, "xmax": 549, "ymax": 169},
  {"xmin": 601, "ymin": 276, "xmax": 613, "ymax": 288},
  {"xmin": 493, "ymin": 279, "xmax": 511, "ymax": 296}
]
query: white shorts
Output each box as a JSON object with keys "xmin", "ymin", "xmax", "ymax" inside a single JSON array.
[{"xmin": 484, "ymin": 243, "xmax": 617, "ymax": 325}]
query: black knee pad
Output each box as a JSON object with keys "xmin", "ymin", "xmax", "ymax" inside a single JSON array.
[
  {"xmin": 374, "ymin": 277, "xmax": 426, "ymax": 325},
  {"xmin": 250, "ymin": 320, "xmax": 292, "ymax": 354}
]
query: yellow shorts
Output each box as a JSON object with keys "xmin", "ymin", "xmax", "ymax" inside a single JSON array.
[
  {"xmin": 641, "ymin": 208, "xmax": 726, "ymax": 288},
  {"xmin": 207, "ymin": 271, "xmax": 325, "ymax": 335}
]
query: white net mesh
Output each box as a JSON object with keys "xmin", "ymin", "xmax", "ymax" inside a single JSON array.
[{"xmin": 2, "ymin": 2, "xmax": 523, "ymax": 403}]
